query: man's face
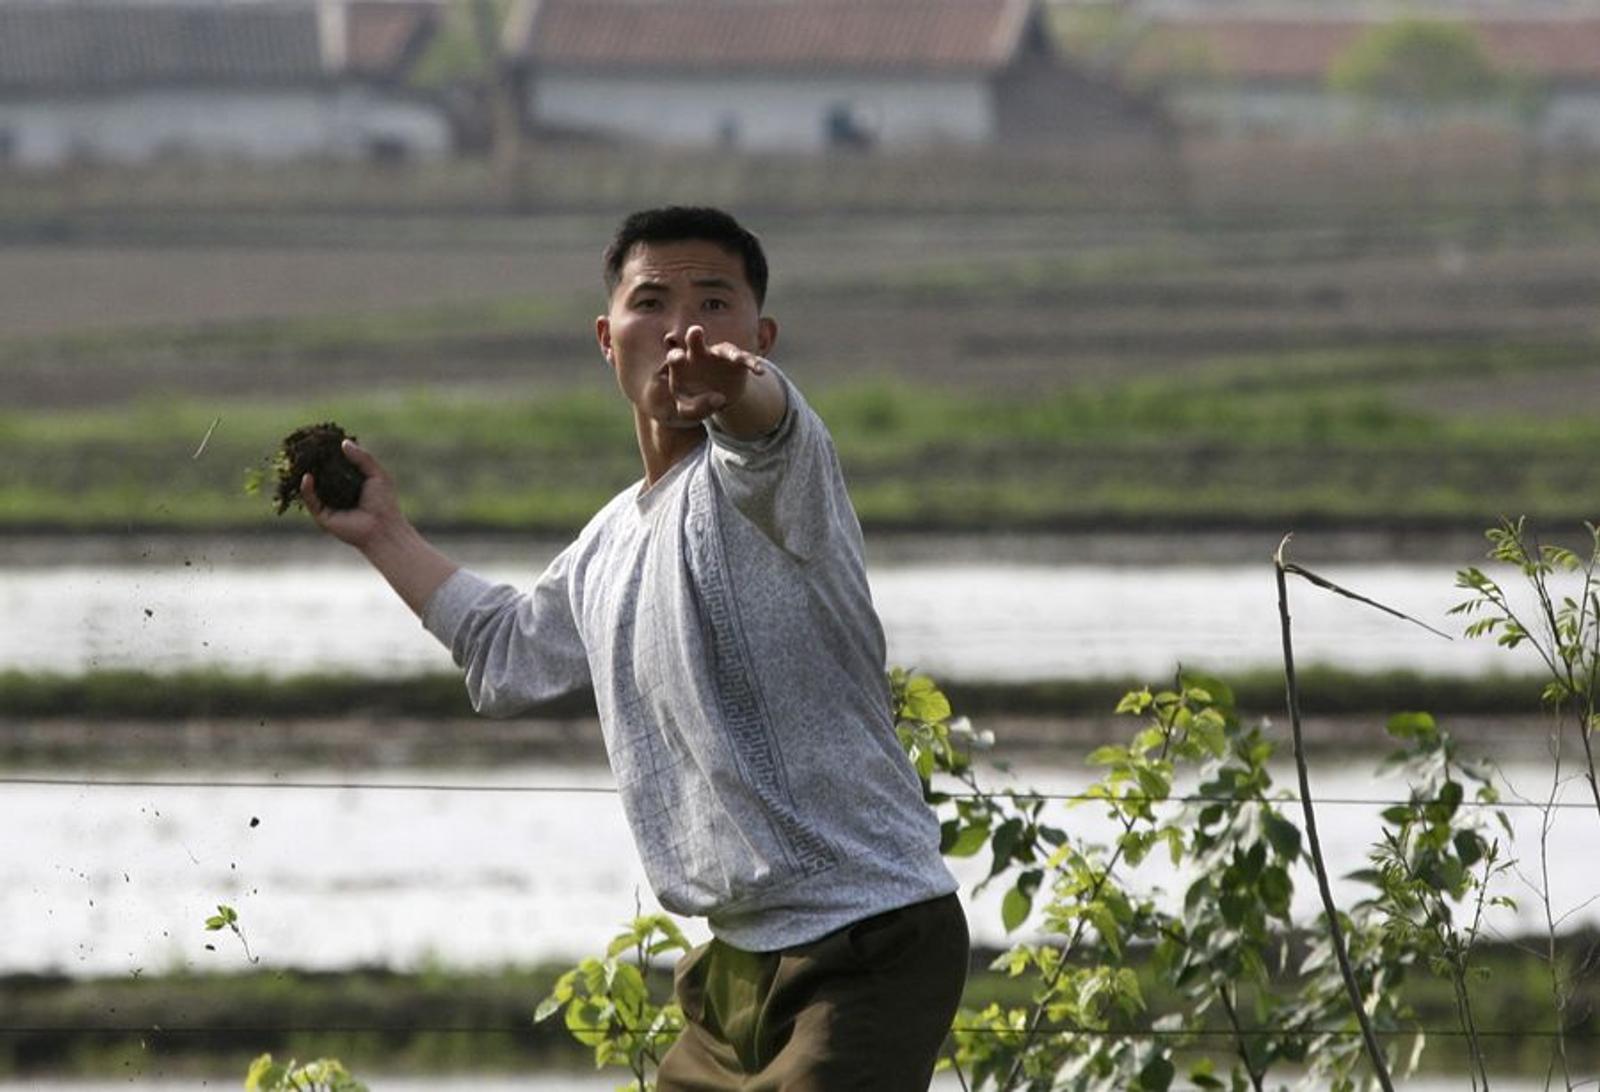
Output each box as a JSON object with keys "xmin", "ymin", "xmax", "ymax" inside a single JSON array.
[{"xmin": 596, "ymin": 239, "xmax": 776, "ymax": 428}]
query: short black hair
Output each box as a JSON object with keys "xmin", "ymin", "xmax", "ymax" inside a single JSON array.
[{"xmin": 603, "ymin": 206, "xmax": 769, "ymax": 307}]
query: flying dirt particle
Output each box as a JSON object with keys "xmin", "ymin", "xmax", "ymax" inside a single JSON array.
[
  {"xmin": 204, "ymin": 944, "xmax": 215, "ymax": 952},
  {"xmin": 249, "ymin": 817, "xmax": 260, "ymax": 828},
  {"xmin": 143, "ymin": 609, "xmax": 154, "ymax": 619}
]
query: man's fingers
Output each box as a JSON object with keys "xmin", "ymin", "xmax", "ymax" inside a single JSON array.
[
  {"xmin": 711, "ymin": 342, "xmax": 767, "ymax": 374},
  {"xmin": 676, "ymin": 391, "xmax": 727, "ymax": 419},
  {"xmin": 341, "ymin": 438, "xmax": 383, "ymax": 477},
  {"xmin": 300, "ymin": 473, "xmax": 326, "ymax": 520},
  {"xmin": 681, "ymin": 326, "xmax": 766, "ymax": 375}
]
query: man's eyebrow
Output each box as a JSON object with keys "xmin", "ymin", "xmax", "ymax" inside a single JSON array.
[{"xmin": 625, "ymin": 275, "xmax": 737, "ymax": 296}]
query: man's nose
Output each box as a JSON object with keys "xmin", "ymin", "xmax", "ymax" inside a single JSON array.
[{"xmin": 662, "ymin": 306, "xmax": 697, "ymax": 350}]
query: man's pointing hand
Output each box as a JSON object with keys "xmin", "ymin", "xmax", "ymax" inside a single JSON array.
[{"xmin": 665, "ymin": 325, "xmax": 769, "ymax": 422}]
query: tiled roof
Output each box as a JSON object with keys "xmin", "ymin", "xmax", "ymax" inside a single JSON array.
[
  {"xmin": 1132, "ymin": 16, "xmax": 1600, "ymax": 84},
  {"xmin": 0, "ymin": 1, "xmax": 324, "ymax": 92},
  {"xmin": 345, "ymin": 0, "xmax": 440, "ymax": 79},
  {"xmin": 513, "ymin": 0, "xmax": 1039, "ymax": 74}
]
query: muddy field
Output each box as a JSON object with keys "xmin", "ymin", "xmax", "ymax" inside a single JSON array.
[
  {"xmin": 4, "ymin": 211, "xmax": 1599, "ymax": 415},
  {"xmin": 3, "ymin": 198, "xmax": 1598, "ymax": 533}
]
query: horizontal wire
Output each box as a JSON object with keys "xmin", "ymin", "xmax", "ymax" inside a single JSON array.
[
  {"xmin": 0, "ymin": 774, "xmax": 1592, "ymax": 811},
  {"xmin": 0, "ymin": 1024, "xmax": 1593, "ymax": 1041}
]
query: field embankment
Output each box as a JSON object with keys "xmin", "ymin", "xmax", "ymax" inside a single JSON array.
[
  {"xmin": 4, "ymin": 935, "xmax": 1594, "ymax": 1081},
  {"xmin": 0, "ymin": 665, "xmax": 1558, "ymax": 769},
  {"xmin": 2, "ymin": 201, "xmax": 1599, "ymax": 533}
]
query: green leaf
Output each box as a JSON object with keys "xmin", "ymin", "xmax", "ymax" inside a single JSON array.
[
  {"xmin": 1218, "ymin": 891, "xmax": 1249, "ymax": 927},
  {"xmin": 1086, "ymin": 744, "xmax": 1127, "ymax": 767},
  {"xmin": 1137, "ymin": 1053, "xmax": 1176, "ymax": 1091},
  {"xmin": 1001, "ymin": 884, "xmax": 1033, "ymax": 933},
  {"xmin": 1430, "ymin": 779, "xmax": 1464, "ymax": 821},
  {"xmin": 1381, "ymin": 804, "xmax": 1414, "ymax": 826},
  {"xmin": 1385, "ymin": 711, "xmax": 1436, "ymax": 740},
  {"xmin": 901, "ymin": 675, "xmax": 952, "ymax": 723},
  {"xmin": 989, "ymin": 818, "xmax": 1023, "ymax": 876},
  {"xmin": 943, "ymin": 822, "xmax": 990, "ymax": 858},
  {"xmin": 1179, "ymin": 670, "xmax": 1235, "ymax": 712},
  {"xmin": 1259, "ymin": 865, "xmax": 1292, "ymax": 917},
  {"xmin": 1262, "ymin": 812, "xmax": 1302, "ymax": 861},
  {"xmin": 245, "ymin": 1055, "xmax": 287, "ymax": 1092},
  {"xmin": 1115, "ymin": 688, "xmax": 1153, "ymax": 715}
]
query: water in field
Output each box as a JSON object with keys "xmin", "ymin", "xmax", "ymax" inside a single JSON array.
[
  {"xmin": 0, "ymin": 535, "xmax": 1564, "ymax": 681},
  {"xmin": 4, "ymin": 756, "xmax": 1594, "ymax": 979}
]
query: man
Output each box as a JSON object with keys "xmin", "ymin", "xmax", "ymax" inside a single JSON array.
[{"xmin": 303, "ymin": 206, "xmax": 967, "ymax": 1089}]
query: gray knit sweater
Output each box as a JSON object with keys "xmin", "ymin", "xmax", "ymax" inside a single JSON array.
[{"xmin": 422, "ymin": 372, "xmax": 956, "ymax": 951}]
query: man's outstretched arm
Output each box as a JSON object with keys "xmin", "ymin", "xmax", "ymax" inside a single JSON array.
[{"xmin": 301, "ymin": 439, "xmax": 459, "ymax": 616}]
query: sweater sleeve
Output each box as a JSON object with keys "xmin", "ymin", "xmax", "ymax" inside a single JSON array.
[
  {"xmin": 421, "ymin": 549, "xmax": 591, "ymax": 717},
  {"xmin": 705, "ymin": 368, "xmax": 861, "ymax": 562}
]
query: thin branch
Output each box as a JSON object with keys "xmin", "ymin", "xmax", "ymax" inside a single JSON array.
[
  {"xmin": 946, "ymin": 1046, "xmax": 973, "ymax": 1092},
  {"xmin": 1538, "ymin": 733, "xmax": 1575, "ymax": 1090},
  {"xmin": 995, "ymin": 683, "xmax": 1187, "ymax": 1089},
  {"xmin": 1275, "ymin": 535, "xmax": 1396, "ymax": 1092},
  {"xmin": 1282, "ymin": 561, "xmax": 1453, "ymax": 641},
  {"xmin": 1219, "ymin": 985, "xmax": 1267, "ymax": 1092}
]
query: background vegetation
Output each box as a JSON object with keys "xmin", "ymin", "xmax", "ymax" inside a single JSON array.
[{"xmin": 3, "ymin": 169, "xmax": 1599, "ymax": 534}]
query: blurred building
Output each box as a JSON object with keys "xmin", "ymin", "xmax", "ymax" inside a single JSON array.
[
  {"xmin": 0, "ymin": 0, "xmax": 450, "ymax": 168},
  {"xmin": 1121, "ymin": 13, "xmax": 1600, "ymax": 148},
  {"xmin": 503, "ymin": 0, "xmax": 1171, "ymax": 152}
]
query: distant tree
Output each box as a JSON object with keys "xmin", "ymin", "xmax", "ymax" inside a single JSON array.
[
  {"xmin": 1051, "ymin": 4, "xmax": 1221, "ymax": 93},
  {"xmin": 1330, "ymin": 19, "xmax": 1506, "ymax": 205},
  {"xmin": 1329, "ymin": 18, "xmax": 1502, "ymax": 115},
  {"xmin": 411, "ymin": 0, "xmax": 523, "ymax": 198}
]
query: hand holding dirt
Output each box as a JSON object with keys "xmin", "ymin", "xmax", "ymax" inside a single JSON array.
[
  {"xmin": 272, "ymin": 422, "xmax": 366, "ymax": 514},
  {"xmin": 300, "ymin": 439, "xmax": 405, "ymax": 551}
]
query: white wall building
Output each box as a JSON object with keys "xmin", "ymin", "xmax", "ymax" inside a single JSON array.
[
  {"xmin": 504, "ymin": 0, "xmax": 1171, "ymax": 153},
  {"xmin": 0, "ymin": 1, "xmax": 451, "ymax": 168}
]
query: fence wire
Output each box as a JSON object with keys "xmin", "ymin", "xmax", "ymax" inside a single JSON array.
[
  {"xmin": 6, "ymin": 773, "xmax": 1596, "ymax": 1056},
  {"xmin": 1, "ymin": 774, "xmax": 1594, "ymax": 811}
]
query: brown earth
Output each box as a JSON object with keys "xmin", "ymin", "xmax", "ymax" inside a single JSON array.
[{"xmin": 3, "ymin": 219, "xmax": 1599, "ymax": 414}]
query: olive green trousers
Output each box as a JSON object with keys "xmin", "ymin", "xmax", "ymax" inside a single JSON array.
[{"xmin": 656, "ymin": 893, "xmax": 969, "ymax": 1091}]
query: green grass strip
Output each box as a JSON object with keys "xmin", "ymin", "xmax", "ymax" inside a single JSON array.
[{"xmin": 0, "ymin": 666, "xmax": 1548, "ymax": 722}]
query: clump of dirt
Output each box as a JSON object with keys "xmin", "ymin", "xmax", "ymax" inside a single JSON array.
[{"xmin": 270, "ymin": 422, "xmax": 366, "ymax": 514}]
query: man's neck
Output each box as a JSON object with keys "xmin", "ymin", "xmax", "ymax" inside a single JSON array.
[{"xmin": 635, "ymin": 411, "xmax": 708, "ymax": 487}]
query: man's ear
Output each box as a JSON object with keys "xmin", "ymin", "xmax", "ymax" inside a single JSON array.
[
  {"xmin": 757, "ymin": 316, "xmax": 778, "ymax": 356},
  {"xmin": 595, "ymin": 315, "xmax": 614, "ymax": 366}
]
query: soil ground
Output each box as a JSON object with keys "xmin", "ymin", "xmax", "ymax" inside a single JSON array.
[{"xmin": 4, "ymin": 215, "xmax": 1598, "ymax": 415}]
